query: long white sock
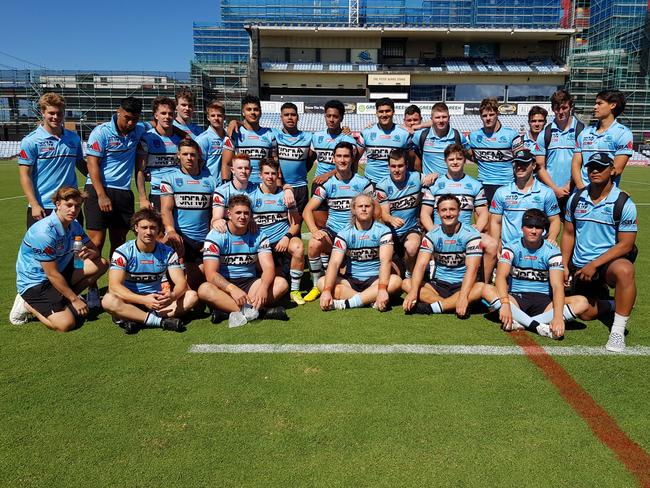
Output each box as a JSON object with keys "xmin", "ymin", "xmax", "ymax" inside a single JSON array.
[
  {"xmin": 144, "ymin": 312, "xmax": 162, "ymax": 327},
  {"xmin": 320, "ymin": 253, "xmax": 330, "ymax": 270},
  {"xmin": 429, "ymin": 301, "xmax": 443, "ymax": 314},
  {"xmin": 532, "ymin": 304, "xmax": 577, "ymax": 324},
  {"xmin": 290, "ymin": 269, "xmax": 303, "ymax": 291},
  {"xmin": 611, "ymin": 313, "xmax": 629, "ymax": 336},
  {"xmin": 308, "ymin": 257, "xmax": 322, "ymax": 285},
  {"xmin": 347, "ymin": 294, "xmax": 363, "ymax": 309}
]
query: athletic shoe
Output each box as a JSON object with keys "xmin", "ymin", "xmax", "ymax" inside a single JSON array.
[
  {"xmin": 290, "ymin": 290, "xmax": 306, "ymax": 305},
  {"xmin": 9, "ymin": 294, "xmax": 31, "ymax": 325},
  {"xmin": 261, "ymin": 306, "xmax": 289, "ymax": 321},
  {"xmin": 210, "ymin": 310, "xmax": 229, "ymax": 324},
  {"xmin": 535, "ymin": 323, "xmax": 553, "ymax": 338},
  {"xmin": 228, "ymin": 311, "xmax": 248, "ymax": 328},
  {"xmin": 161, "ymin": 317, "xmax": 185, "ymax": 332},
  {"xmin": 404, "ymin": 301, "xmax": 433, "ymax": 315},
  {"xmin": 333, "ymin": 299, "xmax": 346, "ymax": 310},
  {"xmin": 303, "ymin": 286, "xmax": 321, "ymax": 302},
  {"xmin": 122, "ymin": 321, "xmax": 140, "ymax": 335},
  {"xmin": 241, "ymin": 303, "xmax": 259, "ymax": 321},
  {"xmin": 510, "ymin": 320, "xmax": 525, "ymax": 331},
  {"xmin": 605, "ymin": 332, "xmax": 626, "ymax": 353},
  {"xmin": 86, "ymin": 288, "xmax": 101, "ymax": 310}
]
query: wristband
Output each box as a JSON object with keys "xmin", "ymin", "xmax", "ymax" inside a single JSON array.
[
  {"xmin": 284, "ymin": 232, "xmax": 294, "ymax": 240},
  {"xmin": 378, "ymin": 283, "xmax": 388, "ymax": 291}
]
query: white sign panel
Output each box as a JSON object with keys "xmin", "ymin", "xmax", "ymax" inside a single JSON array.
[
  {"xmin": 516, "ymin": 103, "xmax": 552, "ymax": 116},
  {"xmin": 261, "ymin": 101, "xmax": 304, "ymax": 113}
]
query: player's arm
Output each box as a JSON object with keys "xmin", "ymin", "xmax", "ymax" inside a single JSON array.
[
  {"xmin": 306, "ymin": 148, "xmax": 317, "ymax": 174},
  {"xmin": 457, "ymin": 254, "xmax": 481, "ymax": 317},
  {"xmin": 375, "ymin": 236, "xmax": 394, "ymax": 311},
  {"xmin": 549, "ymin": 268, "xmax": 566, "ymax": 338},
  {"xmin": 41, "ymin": 260, "xmax": 87, "ymax": 316},
  {"xmin": 547, "ymin": 214, "xmax": 561, "ymax": 243},
  {"xmin": 612, "ymin": 154, "xmax": 630, "ymax": 180},
  {"xmin": 250, "ymin": 246, "xmax": 275, "ymax": 309},
  {"xmin": 160, "ymin": 193, "xmax": 184, "ymax": 255},
  {"xmin": 210, "ymin": 191, "xmax": 226, "ymax": 230},
  {"xmin": 108, "ymin": 267, "xmax": 158, "ymax": 309},
  {"xmin": 165, "ymin": 265, "xmax": 189, "ymax": 304},
  {"xmin": 494, "ymin": 257, "xmax": 513, "ymax": 329},
  {"xmin": 274, "ymin": 208, "xmax": 300, "ymax": 253},
  {"xmin": 135, "ymin": 147, "xmax": 151, "ymax": 209},
  {"xmin": 576, "ymin": 231, "xmax": 636, "ymax": 282},
  {"xmin": 320, "ymin": 242, "xmax": 346, "ymax": 311},
  {"xmin": 403, "ymin": 246, "xmax": 430, "ymax": 311},
  {"xmin": 87, "ymin": 154, "xmax": 112, "ymax": 212},
  {"xmin": 302, "ymin": 195, "xmax": 323, "ymax": 235},
  {"xmin": 473, "ymin": 205, "xmax": 489, "ymax": 233},
  {"xmin": 419, "ymin": 200, "xmax": 435, "ymax": 232},
  {"xmin": 221, "ymin": 152, "xmax": 233, "ymax": 182},
  {"xmin": 489, "ymin": 213, "xmax": 503, "ymax": 244},
  {"xmin": 18, "ymin": 164, "xmax": 45, "ymax": 219},
  {"xmin": 571, "ymin": 152, "xmax": 585, "ymax": 190},
  {"xmin": 560, "ymin": 219, "xmax": 575, "ymax": 285}
]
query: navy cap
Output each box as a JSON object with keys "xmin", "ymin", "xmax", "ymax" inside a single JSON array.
[
  {"xmin": 586, "ymin": 152, "xmax": 614, "ymax": 167},
  {"xmin": 512, "ymin": 150, "xmax": 535, "ymax": 165}
]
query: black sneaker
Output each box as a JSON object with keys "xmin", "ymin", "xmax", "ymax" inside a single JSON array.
[
  {"xmin": 211, "ymin": 310, "xmax": 229, "ymax": 324},
  {"xmin": 405, "ymin": 301, "xmax": 433, "ymax": 315},
  {"xmin": 123, "ymin": 321, "xmax": 140, "ymax": 335},
  {"xmin": 161, "ymin": 317, "xmax": 185, "ymax": 332},
  {"xmin": 260, "ymin": 306, "xmax": 289, "ymax": 321}
]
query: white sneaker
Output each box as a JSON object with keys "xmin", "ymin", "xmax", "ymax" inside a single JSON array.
[
  {"xmin": 605, "ymin": 332, "xmax": 626, "ymax": 353},
  {"xmin": 510, "ymin": 320, "xmax": 525, "ymax": 331},
  {"xmin": 241, "ymin": 303, "xmax": 259, "ymax": 321},
  {"xmin": 86, "ymin": 288, "xmax": 101, "ymax": 309},
  {"xmin": 9, "ymin": 294, "xmax": 31, "ymax": 325},
  {"xmin": 228, "ymin": 311, "xmax": 248, "ymax": 328},
  {"xmin": 536, "ymin": 323, "xmax": 553, "ymax": 338}
]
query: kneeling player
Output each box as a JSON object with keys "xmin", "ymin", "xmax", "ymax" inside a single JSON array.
[
  {"xmin": 318, "ymin": 194, "xmax": 402, "ymax": 311},
  {"xmin": 11, "ymin": 187, "xmax": 108, "ymax": 331},
  {"xmin": 483, "ymin": 209, "xmax": 588, "ymax": 338},
  {"xmin": 102, "ymin": 208, "xmax": 199, "ymax": 334},
  {"xmin": 198, "ymin": 195, "xmax": 289, "ymax": 327},
  {"xmin": 403, "ymin": 194, "xmax": 484, "ymax": 317}
]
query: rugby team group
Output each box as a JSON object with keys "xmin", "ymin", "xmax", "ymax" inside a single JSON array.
[{"xmin": 8, "ymin": 87, "xmax": 638, "ymax": 351}]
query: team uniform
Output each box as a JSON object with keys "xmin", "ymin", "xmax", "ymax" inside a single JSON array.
[
  {"xmin": 202, "ymin": 228, "xmax": 271, "ymax": 292},
  {"xmin": 250, "ymin": 186, "xmax": 295, "ymax": 272},
  {"xmin": 419, "ymin": 224, "xmax": 483, "ymax": 297},
  {"xmin": 160, "ymin": 166, "xmax": 217, "ymax": 263},
  {"xmin": 173, "ymin": 119, "xmax": 203, "ymax": 138},
  {"xmin": 139, "ymin": 129, "xmax": 183, "ymax": 209},
  {"xmin": 414, "ymin": 127, "xmax": 469, "ymax": 176},
  {"xmin": 534, "ymin": 118, "xmax": 582, "ymax": 190},
  {"xmin": 196, "ymin": 126, "xmax": 227, "ymax": 184},
  {"xmin": 274, "ymin": 129, "xmax": 312, "ymax": 212},
  {"xmin": 213, "ymin": 180, "xmax": 257, "ymax": 210},
  {"xmin": 332, "ymin": 222, "xmax": 393, "ymax": 291},
  {"xmin": 499, "ymin": 239, "xmax": 564, "ymax": 315},
  {"xmin": 575, "ymin": 120, "xmax": 633, "ymax": 187},
  {"xmin": 360, "ymin": 124, "xmax": 411, "ymax": 184},
  {"xmin": 422, "ymin": 174, "xmax": 487, "ymax": 226},
  {"xmin": 85, "ymin": 115, "xmax": 147, "ymax": 229},
  {"xmin": 223, "ymin": 126, "xmax": 276, "ymax": 184},
  {"xmin": 490, "ymin": 180, "xmax": 559, "ymax": 244},
  {"xmin": 18, "ymin": 126, "xmax": 84, "ymax": 227},
  {"xmin": 16, "ymin": 212, "xmax": 89, "ymax": 316}
]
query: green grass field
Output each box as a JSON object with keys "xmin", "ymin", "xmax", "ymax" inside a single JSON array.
[{"xmin": 1, "ymin": 160, "xmax": 649, "ymax": 487}]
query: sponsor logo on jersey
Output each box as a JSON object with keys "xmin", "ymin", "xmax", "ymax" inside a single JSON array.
[
  {"xmin": 278, "ymin": 145, "xmax": 308, "ymax": 160},
  {"xmin": 19, "ymin": 149, "xmax": 29, "ymax": 160},
  {"xmin": 160, "ymin": 183, "xmax": 172, "ymax": 194},
  {"xmin": 222, "ymin": 253, "xmax": 257, "ymax": 266},
  {"xmin": 43, "ymin": 246, "xmax": 55, "ymax": 256},
  {"xmin": 141, "ymin": 259, "xmax": 154, "ymax": 264},
  {"xmin": 175, "ymin": 193, "xmax": 212, "ymax": 209},
  {"xmin": 112, "ymin": 255, "xmax": 127, "ymax": 268},
  {"xmin": 435, "ymin": 251, "xmax": 464, "ymax": 267},
  {"xmin": 510, "ymin": 266, "xmax": 548, "ymax": 281},
  {"xmin": 501, "ymin": 250, "xmax": 512, "ymax": 261},
  {"xmin": 334, "ymin": 238, "xmax": 345, "ymax": 250},
  {"xmin": 348, "ymin": 247, "xmax": 379, "ymax": 261}
]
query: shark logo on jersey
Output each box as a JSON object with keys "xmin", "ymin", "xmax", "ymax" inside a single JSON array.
[{"xmin": 111, "ymin": 254, "xmax": 127, "ymax": 268}]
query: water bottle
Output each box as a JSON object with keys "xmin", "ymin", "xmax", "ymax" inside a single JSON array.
[{"xmin": 73, "ymin": 236, "xmax": 84, "ymax": 269}]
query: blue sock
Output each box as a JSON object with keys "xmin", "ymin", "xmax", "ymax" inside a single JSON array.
[
  {"xmin": 532, "ymin": 305, "xmax": 576, "ymax": 324},
  {"xmin": 144, "ymin": 312, "xmax": 162, "ymax": 327},
  {"xmin": 430, "ymin": 301, "xmax": 443, "ymax": 314},
  {"xmin": 510, "ymin": 305, "xmax": 538, "ymax": 329},
  {"xmin": 346, "ymin": 294, "xmax": 363, "ymax": 309}
]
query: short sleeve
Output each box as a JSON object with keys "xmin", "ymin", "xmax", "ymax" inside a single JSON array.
[
  {"xmin": 574, "ymin": 130, "xmax": 584, "ymax": 153},
  {"xmin": 489, "ymin": 190, "xmax": 505, "ymax": 215},
  {"xmin": 533, "ymin": 130, "xmax": 546, "ymax": 156},
  {"xmin": 466, "ymin": 236, "xmax": 483, "ymax": 257},
  {"xmin": 544, "ymin": 190, "xmax": 560, "ymax": 216},
  {"xmin": 312, "ymin": 184, "xmax": 327, "ymax": 202},
  {"xmin": 615, "ymin": 129, "xmax": 634, "ymax": 157},
  {"xmin": 419, "ymin": 234, "xmax": 434, "ymax": 254},
  {"xmin": 160, "ymin": 180, "xmax": 174, "ymax": 197},
  {"xmin": 564, "ymin": 193, "xmax": 577, "ymax": 223},
  {"xmin": 258, "ymin": 236, "xmax": 271, "ymax": 253},
  {"xmin": 474, "ymin": 186, "xmax": 487, "ymax": 208},
  {"xmin": 167, "ymin": 250, "xmax": 182, "ymax": 269},
  {"xmin": 459, "ymin": 132, "xmax": 470, "ymax": 151},
  {"xmin": 223, "ymin": 135, "xmax": 236, "ymax": 153},
  {"xmin": 332, "ymin": 233, "xmax": 348, "ymax": 254},
  {"xmin": 358, "ymin": 129, "xmax": 368, "ymax": 149},
  {"xmin": 619, "ymin": 199, "xmax": 638, "ymax": 233},
  {"xmin": 421, "ymin": 186, "xmax": 436, "ymax": 207},
  {"xmin": 548, "ymin": 252, "xmax": 563, "ymax": 270},
  {"xmin": 29, "ymin": 233, "xmax": 58, "ymax": 263},
  {"xmin": 499, "ymin": 246, "xmax": 515, "ymax": 265},
  {"xmin": 18, "ymin": 139, "xmax": 38, "ymax": 166},
  {"xmin": 110, "ymin": 249, "xmax": 129, "ymax": 270},
  {"xmin": 86, "ymin": 128, "xmax": 106, "ymax": 158},
  {"xmin": 379, "ymin": 230, "xmax": 393, "ymax": 246},
  {"xmin": 202, "ymin": 234, "xmax": 222, "ymax": 260},
  {"xmin": 375, "ymin": 181, "xmax": 388, "ymax": 203}
]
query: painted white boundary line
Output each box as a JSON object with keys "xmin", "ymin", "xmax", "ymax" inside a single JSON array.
[
  {"xmin": 0, "ymin": 195, "xmax": 24, "ymax": 201},
  {"xmin": 189, "ymin": 343, "xmax": 650, "ymax": 356}
]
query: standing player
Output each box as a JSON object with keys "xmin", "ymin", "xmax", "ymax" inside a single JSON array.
[
  {"xmin": 318, "ymin": 194, "xmax": 402, "ymax": 311},
  {"xmin": 173, "ymin": 87, "xmax": 203, "ymax": 137},
  {"xmin": 402, "ymin": 194, "xmax": 484, "ymax": 317},
  {"xmin": 18, "ymin": 93, "xmax": 85, "ymax": 228},
  {"xmin": 523, "ymin": 106, "xmax": 547, "ymax": 152},
  {"xmin": 10, "ymin": 187, "xmax": 107, "ymax": 331},
  {"xmin": 196, "ymin": 99, "xmax": 227, "ymax": 183},
  {"xmin": 102, "ymin": 208, "xmax": 198, "ymax": 334},
  {"xmin": 572, "ymin": 90, "xmax": 633, "ymax": 189},
  {"xmin": 136, "ymin": 96, "xmax": 183, "ymax": 210}
]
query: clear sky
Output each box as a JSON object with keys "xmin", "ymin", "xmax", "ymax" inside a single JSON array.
[{"xmin": 0, "ymin": 0, "xmax": 219, "ymax": 72}]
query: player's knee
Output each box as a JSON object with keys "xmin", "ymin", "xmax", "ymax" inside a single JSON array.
[
  {"xmin": 184, "ymin": 290, "xmax": 199, "ymax": 308},
  {"xmin": 291, "ymin": 240, "xmax": 305, "ymax": 257},
  {"xmin": 197, "ymin": 282, "xmax": 216, "ymax": 301},
  {"xmin": 101, "ymin": 292, "xmax": 122, "ymax": 313},
  {"xmin": 482, "ymin": 235, "xmax": 497, "ymax": 255},
  {"xmin": 613, "ymin": 261, "xmax": 635, "ymax": 284},
  {"xmin": 307, "ymin": 238, "xmax": 321, "ymax": 255},
  {"xmin": 402, "ymin": 278, "xmax": 412, "ymax": 292},
  {"xmin": 50, "ymin": 314, "xmax": 77, "ymax": 333},
  {"xmin": 316, "ymin": 276, "xmax": 326, "ymax": 291}
]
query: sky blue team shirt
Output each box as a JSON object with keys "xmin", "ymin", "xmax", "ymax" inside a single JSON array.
[
  {"xmin": 18, "ymin": 126, "xmax": 83, "ymax": 209},
  {"xmin": 16, "ymin": 212, "xmax": 89, "ymax": 294},
  {"xmin": 213, "ymin": 181, "xmax": 257, "ymax": 210},
  {"xmin": 420, "ymin": 223, "xmax": 482, "ymax": 285},
  {"xmin": 565, "ymin": 186, "xmax": 637, "ymax": 268},
  {"xmin": 490, "ymin": 180, "xmax": 559, "ymax": 243},
  {"xmin": 160, "ymin": 166, "xmax": 217, "ymax": 242},
  {"xmin": 422, "ymin": 173, "xmax": 487, "ymax": 226},
  {"xmin": 375, "ymin": 170, "xmax": 422, "ymax": 236},
  {"xmin": 224, "ymin": 126, "xmax": 276, "ymax": 184},
  {"xmin": 196, "ymin": 127, "xmax": 226, "ymax": 185},
  {"xmin": 251, "ymin": 186, "xmax": 291, "ymax": 244},
  {"xmin": 468, "ymin": 125, "xmax": 520, "ymax": 186},
  {"xmin": 311, "ymin": 129, "xmax": 358, "ymax": 177},
  {"xmin": 360, "ymin": 123, "xmax": 411, "ymax": 184},
  {"xmin": 110, "ymin": 240, "xmax": 181, "ymax": 295},
  {"xmin": 333, "ymin": 221, "xmax": 393, "ymax": 280},
  {"xmin": 575, "ymin": 120, "xmax": 633, "ymax": 186},
  {"xmin": 312, "ymin": 173, "xmax": 374, "ymax": 234},
  {"xmin": 85, "ymin": 115, "xmax": 147, "ymax": 190},
  {"xmin": 140, "ymin": 129, "xmax": 183, "ymax": 196},
  {"xmin": 414, "ymin": 126, "xmax": 470, "ymax": 176},
  {"xmin": 173, "ymin": 119, "xmax": 203, "ymax": 138},
  {"xmin": 499, "ymin": 239, "xmax": 563, "ymax": 294},
  {"xmin": 273, "ymin": 129, "xmax": 312, "ymax": 187},
  {"xmin": 533, "ymin": 117, "xmax": 581, "ymax": 188},
  {"xmin": 203, "ymin": 228, "xmax": 270, "ymax": 279}
]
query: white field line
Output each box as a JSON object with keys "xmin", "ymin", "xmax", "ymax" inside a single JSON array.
[
  {"xmin": 0, "ymin": 195, "xmax": 25, "ymax": 201},
  {"xmin": 189, "ymin": 343, "xmax": 650, "ymax": 356}
]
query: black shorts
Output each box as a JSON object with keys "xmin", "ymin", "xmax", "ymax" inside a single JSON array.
[
  {"xmin": 568, "ymin": 249, "xmax": 638, "ymax": 298},
  {"xmin": 482, "ymin": 184, "xmax": 502, "ymax": 206},
  {"xmin": 345, "ymin": 275, "xmax": 378, "ymax": 292},
  {"xmin": 149, "ymin": 194, "xmax": 161, "ymax": 212},
  {"xmin": 292, "ymin": 185, "xmax": 309, "ymax": 214},
  {"xmin": 84, "ymin": 185, "xmax": 134, "ymax": 230},
  {"xmin": 180, "ymin": 233, "xmax": 204, "ymax": 264},
  {"xmin": 21, "ymin": 261, "xmax": 75, "ymax": 317},
  {"xmin": 27, "ymin": 207, "xmax": 84, "ymax": 229},
  {"xmin": 430, "ymin": 279, "xmax": 462, "ymax": 299},
  {"xmin": 230, "ymin": 276, "xmax": 258, "ymax": 293},
  {"xmin": 392, "ymin": 227, "xmax": 421, "ymax": 258},
  {"xmin": 511, "ymin": 292, "xmax": 552, "ymax": 316},
  {"xmin": 310, "ymin": 181, "xmax": 328, "ymax": 212},
  {"xmin": 271, "ymin": 248, "xmax": 291, "ymax": 277}
]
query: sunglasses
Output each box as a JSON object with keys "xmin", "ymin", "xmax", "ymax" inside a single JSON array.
[{"xmin": 586, "ymin": 164, "xmax": 611, "ymax": 173}]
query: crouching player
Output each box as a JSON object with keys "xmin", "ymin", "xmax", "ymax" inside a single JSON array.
[
  {"xmin": 403, "ymin": 194, "xmax": 484, "ymax": 317},
  {"xmin": 11, "ymin": 187, "xmax": 108, "ymax": 331},
  {"xmin": 319, "ymin": 194, "xmax": 402, "ymax": 311},
  {"xmin": 198, "ymin": 195, "xmax": 289, "ymax": 327},
  {"xmin": 483, "ymin": 209, "xmax": 588, "ymax": 338}
]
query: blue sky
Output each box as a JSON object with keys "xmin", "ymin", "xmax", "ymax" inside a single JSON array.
[{"xmin": 0, "ymin": 0, "xmax": 219, "ymax": 72}]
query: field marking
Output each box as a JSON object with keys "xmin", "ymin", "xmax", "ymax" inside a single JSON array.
[
  {"xmin": 0, "ymin": 195, "xmax": 24, "ymax": 201},
  {"xmin": 512, "ymin": 332, "xmax": 650, "ymax": 487},
  {"xmin": 189, "ymin": 343, "xmax": 650, "ymax": 356}
]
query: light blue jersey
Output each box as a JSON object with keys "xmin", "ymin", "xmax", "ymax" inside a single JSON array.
[
  {"xmin": 533, "ymin": 117, "xmax": 582, "ymax": 188},
  {"xmin": 223, "ymin": 126, "xmax": 276, "ymax": 184},
  {"xmin": 311, "ymin": 129, "xmax": 358, "ymax": 177},
  {"xmin": 566, "ymin": 186, "xmax": 637, "ymax": 268},
  {"xmin": 500, "ymin": 239, "xmax": 563, "ymax": 294},
  {"xmin": 468, "ymin": 125, "xmax": 520, "ymax": 186},
  {"xmin": 202, "ymin": 228, "xmax": 270, "ymax": 279},
  {"xmin": 18, "ymin": 126, "xmax": 83, "ymax": 209},
  {"xmin": 110, "ymin": 240, "xmax": 181, "ymax": 295},
  {"xmin": 173, "ymin": 119, "xmax": 203, "ymax": 138},
  {"xmin": 420, "ymin": 223, "xmax": 482, "ymax": 284},
  {"xmin": 422, "ymin": 173, "xmax": 487, "ymax": 226},
  {"xmin": 273, "ymin": 129, "xmax": 312, "ymax": 187},
  {"xmin": 196, "ymin": 127, "xmax": 226, "ymax": 184},
  {"xmin": 16, "ymin": 212, "xmax": 89, "ymax": 294},
  {"xmin": 360, "ymin": 123, "xmax": 411, "ymax": 184},
  {"xmin": 312, "ymin": 173, "xmax": 374, "ymax": 234},
  {"xmin": 139, "ymin": 129, "xmax": 183, "ymax": 196},
  {"xmin": 213, "ymin": 181, "xmax": 257, "ymax": 210},
  {"xmin": 251, "ymin": 186, "xmax": 291, "ymax": 244},
  {"xmin": 85, "ymin": 115, "xmax": 146, "ymax": 190},
  {"xmin": 490, "ymin": 180, "xmax": 559, "ymax": 244},
  {"xmin": 333, "ymin": 221, "xmax": 392, "ymax": 280},
  {"xmin": 375, "ymin": 170, "xmax": 422, "ymax": 236},
  {"xmin": 575, "ymin": 120, "xmax": 633, "ymax": 186},
  {"xmin": 415, "ymin": 126, "xmax": 469, "ymax": 176},
  {"xmin": 160, "ymin": 166, "xmax": 216, "ymax": 242}
]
